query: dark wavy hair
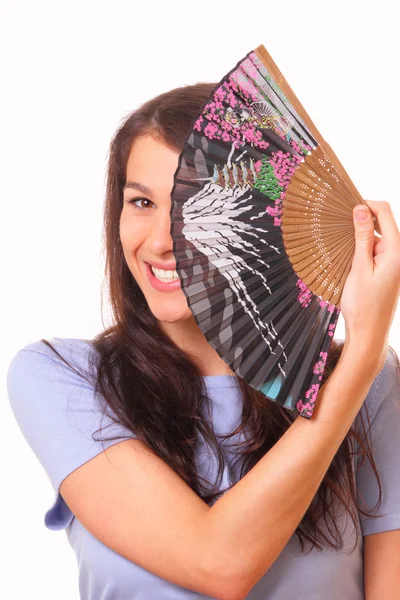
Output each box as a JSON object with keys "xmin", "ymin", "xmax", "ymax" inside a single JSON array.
[{"xmin": 42, "ymin": 82, "xmax": 389, "ymax": 553}]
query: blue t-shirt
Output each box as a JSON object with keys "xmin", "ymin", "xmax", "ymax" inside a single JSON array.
[{"xmin": 6, "ymin": 336, "xmax": 400, "ymax": 599}]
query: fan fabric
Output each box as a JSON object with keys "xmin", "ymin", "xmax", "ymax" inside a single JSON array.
[{"xmin": 171, "ymin": 49, "xmax": 343, "ymax": 418}]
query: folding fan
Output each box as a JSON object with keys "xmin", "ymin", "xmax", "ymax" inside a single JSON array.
[{"xmin": 170, "ymin": 44, "xmax": 380, "ymax": 419}]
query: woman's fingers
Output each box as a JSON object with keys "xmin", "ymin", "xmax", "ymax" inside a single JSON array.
[
  {"xmin": 363, "ymin": 200, "xmax": 400, "ymax": 248},
  {"xmin": 373, "ymin": 234, "xmax": 385, "ymax": 257}
]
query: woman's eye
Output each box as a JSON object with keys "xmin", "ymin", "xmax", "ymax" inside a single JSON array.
[{"xmin": 126, "ymin": 197, "xmax": 154, "ymax": 210}]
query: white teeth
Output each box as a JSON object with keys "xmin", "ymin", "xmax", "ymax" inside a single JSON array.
[{"xmin": 151, "ymin": 266, "xmax": 179, "ymax": 281}]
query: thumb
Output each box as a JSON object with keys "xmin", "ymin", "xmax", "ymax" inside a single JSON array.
[{"xmin": 352, "ymin": 204, "xmax": 374, "ymax": 267}]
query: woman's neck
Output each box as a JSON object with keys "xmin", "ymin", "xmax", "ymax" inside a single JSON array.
[{"xmin": 159, "ymin": 315, "xmax": 235, "ymax": 377}]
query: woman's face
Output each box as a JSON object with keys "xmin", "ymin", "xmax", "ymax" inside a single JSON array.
[{"xmin": 119, "ymin": 133, "xmax": 193, "ymax": 323}]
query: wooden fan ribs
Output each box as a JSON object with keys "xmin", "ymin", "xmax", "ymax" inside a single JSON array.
[
  {"xmin": 281, "ymin": 144, "xmax": 357, "ymax": 303},
  {"xmin": 254, "ymin": 45, "xmax": 381, "ymax": 232},
  {"xmin": 218, "ymin": 50, "xmax": 364, "ymax": 304}
]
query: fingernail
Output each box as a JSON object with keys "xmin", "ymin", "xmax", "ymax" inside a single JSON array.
[{"xmin": 354, "ymin": 207, "xmax": 369, "ymax": 221}]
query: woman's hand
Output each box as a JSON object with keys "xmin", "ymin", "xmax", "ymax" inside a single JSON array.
[{"xmin": 339, "ymin": 200, "xmax": 400, "ymax": 370}]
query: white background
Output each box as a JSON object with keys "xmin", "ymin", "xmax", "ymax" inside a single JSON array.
[{"xmin": 2, "ymin": 1, "xmax": 399, "ymax": 598}]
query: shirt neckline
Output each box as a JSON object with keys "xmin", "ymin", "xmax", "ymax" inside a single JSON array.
[{"xmin": 201, "ymin": 375, "xmax": 239, "ymax": 388}]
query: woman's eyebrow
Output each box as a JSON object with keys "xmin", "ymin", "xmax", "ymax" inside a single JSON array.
[{"xmin": 122, "ymin": 181, "xmax": 152, "ymax": 195}]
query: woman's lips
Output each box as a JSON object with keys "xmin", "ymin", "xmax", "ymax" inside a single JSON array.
[{"xmin": 145, "ymin": 262, "xmax": 181, "ymax": 292}]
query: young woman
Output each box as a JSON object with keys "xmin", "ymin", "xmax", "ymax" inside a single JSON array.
[{"xmin": 7, "ymin": 83, "xmax": 400, "ymax": 600}]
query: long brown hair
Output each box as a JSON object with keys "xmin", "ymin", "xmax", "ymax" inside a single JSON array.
[{"xmin": 42, "ymin": 82, "xmax": 388, "ymax": 553}]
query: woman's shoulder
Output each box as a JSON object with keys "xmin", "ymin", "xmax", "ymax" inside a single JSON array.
[
  {"xmin": 379, "ymin": 344, "xmax": 400, "ymax": 390},
  {"xmin": 354, "ymin": 344, "xmax": 400, "ymax": 535},
  {"xmin": 348, "ymin": 342, "xmax": 400, "ymax": 433},
  {"xmin": 9, "ymin": 335, "xmax": 96, "ymax": 360},
  {"xmin": 364, "ymin": 344, "xmax": 399, "ymax": 420},
  {"xmin": 6, "ymin": 336, "xmax": 102, "ymax": 431},
  {"xmin": 334, "ymin": 338, "xmax": 399, "ymax": 420},
  {"xmin": 7, "ymin": 336, "xmax": 97, "ymax": 380},
  {"xmin": 6, "ymin": 336, "xmax": 136, "ymax": 532}
]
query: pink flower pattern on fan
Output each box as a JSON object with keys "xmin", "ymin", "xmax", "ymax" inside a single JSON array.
[
  {"xmin": 270, "ymin": 149, "xmax": 302, "ymax": 187},
  {"xmin": 313, "ymin": 351, "xmax": 328, "ymax": 379},
  {"xmin": 260, "ymin": 149, "xmax": 304, "ymax": 228},
  {"xmin": 254, "ymin": 160, "xmax": 262, "ymax": 173},
  {"xmin": 296, "ymin": 350, "xmax": 329, "ymax": 416},
  {"xmin": 230, "ymin": 71, "xmax": 260, "ymax": 103},
  {"xmin": 194, "ymin": 79, "xmax": 271, "ymax": 150},
  {"xmin": 296, "ymin": 383, "xmax": 321, "ymax": 417},
  {"xmin": 265, "ymin": 204, "xmax": 282, "ymax": 227},
  {"xmin": 327, "ymin": 323, "xmax": 336, "ymax": 336},
  {"xmin": 319, "ymin": 298, "xmax": 337, "ymax": 316},
  {"xmin": 291, "ymin": 139, "xmax": 313, "ymax": 155},
  {"xmin": 296, "ymin": 279, "xmax": 313, "ymax": 308}
]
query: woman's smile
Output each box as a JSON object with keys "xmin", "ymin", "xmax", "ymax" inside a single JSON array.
[{"xmin": 144, "ymin": 261, "xmax": 181, "ymax": 292}]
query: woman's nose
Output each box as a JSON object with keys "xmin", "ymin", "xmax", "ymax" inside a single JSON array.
[{"xmin": 147, "ymin": 212, "xmax": 173, "ymax": 255}]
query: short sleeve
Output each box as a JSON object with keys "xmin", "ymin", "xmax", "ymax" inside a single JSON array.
[
  {"xmin": 355, "ymin": 346, "xmax": 400, "ymax": 536},
  {"xmin": 6, "ymin": 337, "xmax": 138, "ymax": 531}
]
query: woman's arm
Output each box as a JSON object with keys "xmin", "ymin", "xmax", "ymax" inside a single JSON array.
[
  {"xmin": 59, "ymin": 341, "xmax": 382, "ymax": 600},
  {"xmin": 364, "ymin": 530, "xmax": 400, "ymax": 599},
  {"xmin": 204, "ymin": 341, "xmax": 383, "ymax": 598}
]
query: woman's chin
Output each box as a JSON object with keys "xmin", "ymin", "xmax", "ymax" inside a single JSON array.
[{"xmin": 149, "ymin": 300, "xmax": 193, "ymax": 324}]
